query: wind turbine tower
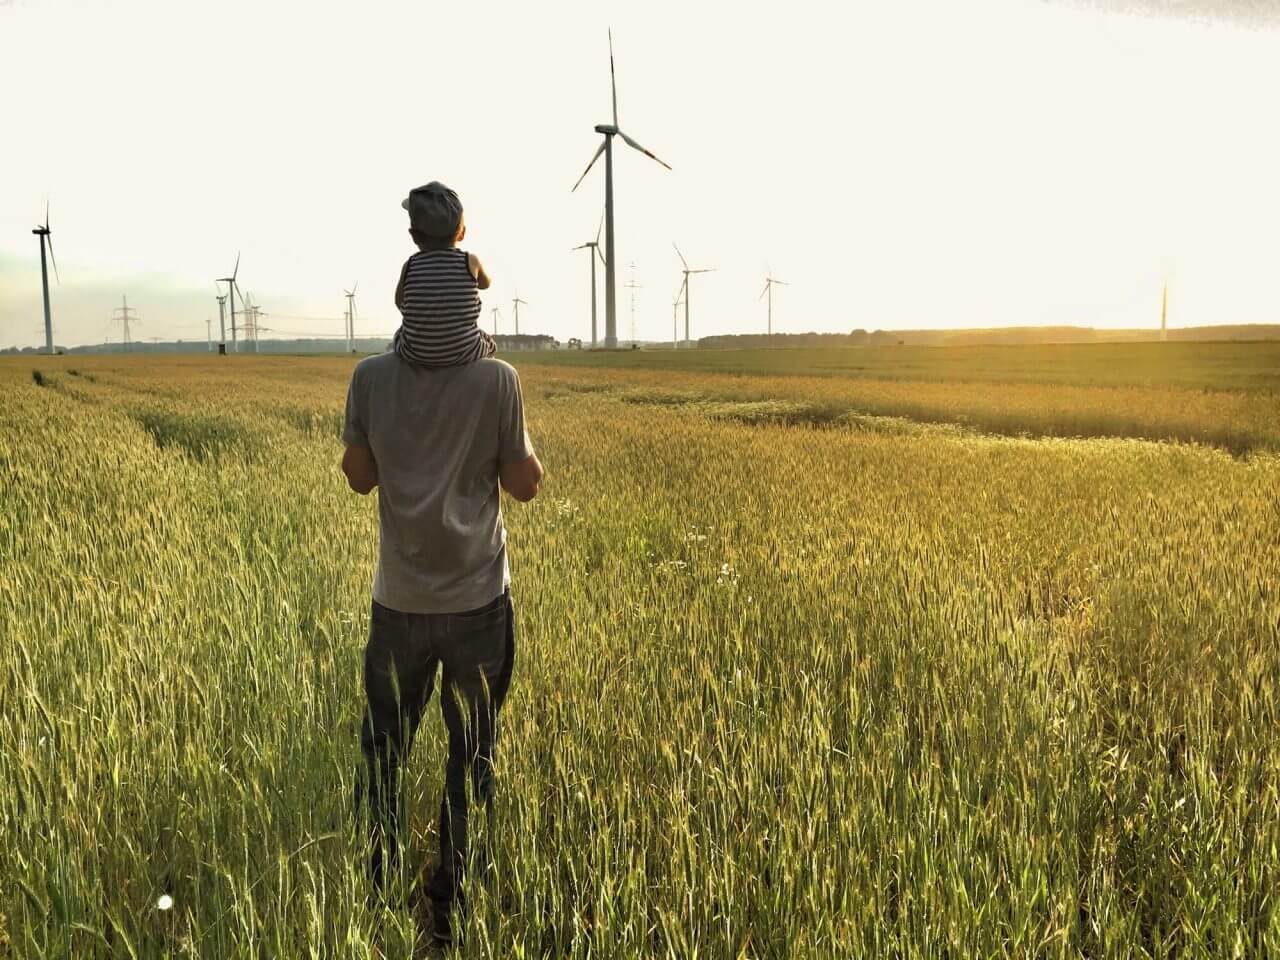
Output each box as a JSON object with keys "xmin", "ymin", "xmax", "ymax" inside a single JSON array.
[
  {"xmin": 491, "ymin": 306, "xmax": 501, "ymax": 336},
  {"xmin": 216, "ymin": 253, "xmax": 242, "ymax": 352},
  {"xmin": 674, "ymin": 244, "xmax": 714, "ymax": 348},
  {"xmin": 760, "ymin": 271, "xmax": 789, "ymax": 336},
  {"xmin": 113, "ymin": 295, "xmax": 138, "ymax": 352},
  {"xmin": 572, "ymin": 30, "xmax": 672, "ymax": 349},
  {"xmin": 512, "ymin": 296, "xmax": 527, "ymax": 336},
  {"xmin": 32, "ymin": 204, "xmax": 59, "ymax": 355},
  {"xmin": 215, "ymin": 290, "xmax": 229, "ymax": 354},
  {"xmin": 672, "ymin": 285, "xmax": 684, "ymax": 349},
  {"xmin": 1160, "ymin": 283, "xmax": 1168, "ymax": 342},
  {"xmin": 624, "ymin": 263, "xmax": 641, "ymax": 345},
  {"xmin": 573, "ymin": 214, "xmax": 606, "ymax": 348},
  {"xmin": 345, "ymin": 283, "xmax": 358, "ymax": 353}
]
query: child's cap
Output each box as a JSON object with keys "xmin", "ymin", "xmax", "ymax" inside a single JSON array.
[{"xmin": 402, "ymin": 182, "xmax": 463, "ymax": 238}]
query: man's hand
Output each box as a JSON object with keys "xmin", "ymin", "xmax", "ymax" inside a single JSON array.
[
  {"xmin": 342, "ymin": 444, "xmax": 379, "ymax": 495},
  {"xmin": 499, "ymin": 452, "xmax": 543, "ymax": 502}
]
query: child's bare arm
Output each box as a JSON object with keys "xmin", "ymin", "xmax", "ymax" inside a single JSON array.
[
  {"xmin": 395, "ymin": 259, "xmax": 410, "ymax": 311},
  {"xmin": 468, "ymin": 253, "xmax": 492, "ymax": 291}
]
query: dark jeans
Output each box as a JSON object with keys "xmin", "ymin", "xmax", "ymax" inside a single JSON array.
[{"xmin": 357, "ymin": 589, "xmax": 515, "ymax": 919}]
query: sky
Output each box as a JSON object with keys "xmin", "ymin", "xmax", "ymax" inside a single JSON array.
[{"xmin": 2, "ymin": 0, "xmax": 1279, "ymax": 349}]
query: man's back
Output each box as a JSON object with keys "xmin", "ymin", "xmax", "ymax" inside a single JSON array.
[{"xmin": 342, "ymin": 353, "xmax": 532, "ymax": 614}]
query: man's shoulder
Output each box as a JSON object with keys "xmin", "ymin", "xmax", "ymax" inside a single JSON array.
[
  {"xmin": 451, "ymin": 358, "xmax": 521, "ymax": 398},
  {"xmin": 353, "ymin": 352, "xmax": 400, "ymax": 378},
  {"xmin": 473, "ymin": 357, "xmax": 519, "ymax": 381},
  {"xmin": 354, "ymin": 353, "xmax": 517, "ymax": 388}
]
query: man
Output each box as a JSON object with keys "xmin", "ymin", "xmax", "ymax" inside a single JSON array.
[{"xmin": 341, "ymin": 333, "xmax": 542, "ymax": 946}]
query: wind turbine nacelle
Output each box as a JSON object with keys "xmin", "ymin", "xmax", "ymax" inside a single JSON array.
[{"xmin": 594, "ymin": 124, "xmax": 619, "ymax": 135}]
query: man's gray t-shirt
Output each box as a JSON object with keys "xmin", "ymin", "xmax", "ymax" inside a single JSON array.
[{"xmin": 342, "ymin": 354, "xmax": 533, "ymax": 614}]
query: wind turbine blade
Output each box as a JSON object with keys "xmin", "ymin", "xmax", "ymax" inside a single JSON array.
[
  {"xmin": 596, "ymin": 210, "xmax": 604, "ymax": 246},
  {"xmin": 760, "ymin": 282, "xmax": 769, "ymax": 301},
  {"xmin": 673, "ymin": 243, "xmax": 689, "ymax": 269},
  {"xmin": 597, "ymin": 246, "xmax": 607, "ymax": 268},
  {"xmin": 573, "ymin": 243, "xmax": 590, "ymax": 251},
  {"xmin": 609, "ymin": 28, "xmax": 618, "ymax": 127},
  {"xmin": 232, "ymin": 251, "xmax": 240, "ymax": 281},
  {"xmin": 618, "ymin": 131, "xmax": 672, "ymax": 170},
  {"xmin": 691, "ymin": 268, "xmax": 715, "ymax": 274},
  {"xmin": 775, "ymin": 279, "xmax": 789, "ymax": 285},
  {"xmin": 45, "ymin": 200, "xmax": 50, "ymax": 232},
  {"xmin": 352, "ymin": 281, "xmax": 358, "ymax": 296},
  {"xmin": 572, "ymin": 140, "xmax": 607, "ymax": 192},
  {"xmin": 47, "ymin": 234, "xmax": 60, "ymax": 284}
]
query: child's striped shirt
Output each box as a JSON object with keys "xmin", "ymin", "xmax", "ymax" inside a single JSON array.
[{"xmin": 393, "ymin": 248, "xmax": 495, "ymax": 367}]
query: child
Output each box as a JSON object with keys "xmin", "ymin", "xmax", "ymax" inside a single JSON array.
[{"xmin": 393, "ymin": 181, "xmax": 496, "ymax": 367}]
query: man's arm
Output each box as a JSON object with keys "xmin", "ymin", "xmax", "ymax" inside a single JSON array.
[
  {"xmin": 497, "ymin": 364, "xmax": 540, "ymax": 501},
  {"xmin": 341, "ymin": 444, "xmax": 378, "ymax": 495},
  {"xmin": 341, "ymin": 364, "xmax": 376, "ymax": 494},
  {"xmin": 499, "ymin": 452, "xmax": 542, "ymax": 502}
]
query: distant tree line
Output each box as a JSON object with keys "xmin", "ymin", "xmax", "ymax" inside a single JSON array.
[
  {"xmin": 2, "ymin": 334, "xmax": 564, "ymax": 356},
  {"xmin": 0, "ymin": 338, "xmax": 394, "ymax": 356},
  {"xmin": 697, "ymin": 331, "xmax": 907, "ymax": 349},
  {"xmin": 698, "ymin": 325, "xmax": 1280, "ymax": 349}
]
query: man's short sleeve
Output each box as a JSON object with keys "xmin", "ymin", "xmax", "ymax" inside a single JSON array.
[
  {"xmin": 498, "ymin": 364, "xmax": 534, "ymax": 465},
  {"xmin": 342, "ymin": 364, "xmax": 368, "ymax": 447}
]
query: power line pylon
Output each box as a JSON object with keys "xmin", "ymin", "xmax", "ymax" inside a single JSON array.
[{"xmin": 112, "ymin": 295, "xmax": 138, "ymax": 352}]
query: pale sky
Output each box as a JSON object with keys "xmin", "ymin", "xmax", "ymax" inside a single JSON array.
[{"xmin": 2, "ymin": 0, "xmax": 1278, "ymax": 349}]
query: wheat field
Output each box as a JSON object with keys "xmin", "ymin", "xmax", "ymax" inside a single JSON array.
[{"xmin": 2, "ymin": 352, "xmax": 1278, "ymax": 958}]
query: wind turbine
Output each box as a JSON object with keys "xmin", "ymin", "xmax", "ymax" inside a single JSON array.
[
  {"xmin": 32, "ymin": 203, "xmax": 59, "ymax": 354},
  {"xmin": 571, "ymin": 29, "xmax": 671, "ymax": 350},
  {"xmin": 760, "ymin": 270, "xmax": 789, "ymax": 336},
  {"xmin": 491, "ymin": 305, "xmax": 502, "ymax": 336},
  {"xmin": 624, "ymin": 264, "xmax": 641, "ymax": 345},
  {"xmin": 216, "ymin": 253, "xmax": 242, "ymax": 352},
  {"xmin": 1162, "ymin": 281, "xmax": 1172, "ymax": 343},
  {"xmin": 672, "ymin": 284, "xmax": 685, "ymax": 350},
  {"xmin": 512, "ymin": 295, "xmax": 528, "ymax": 336},
  {"xmin": 573, "ymin": 213, "xmax": 607, "ymax": 348},
  {"xmin": 215, "ymin": 286, "xmax": 228, "ymax": 353},
  {"xmin": 674, "ymin": 244, "xmax": 714, "ymax": 348},
  {"xmin": 344, "ymin": 283, "xmax": 358, "ymax": 353}
]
